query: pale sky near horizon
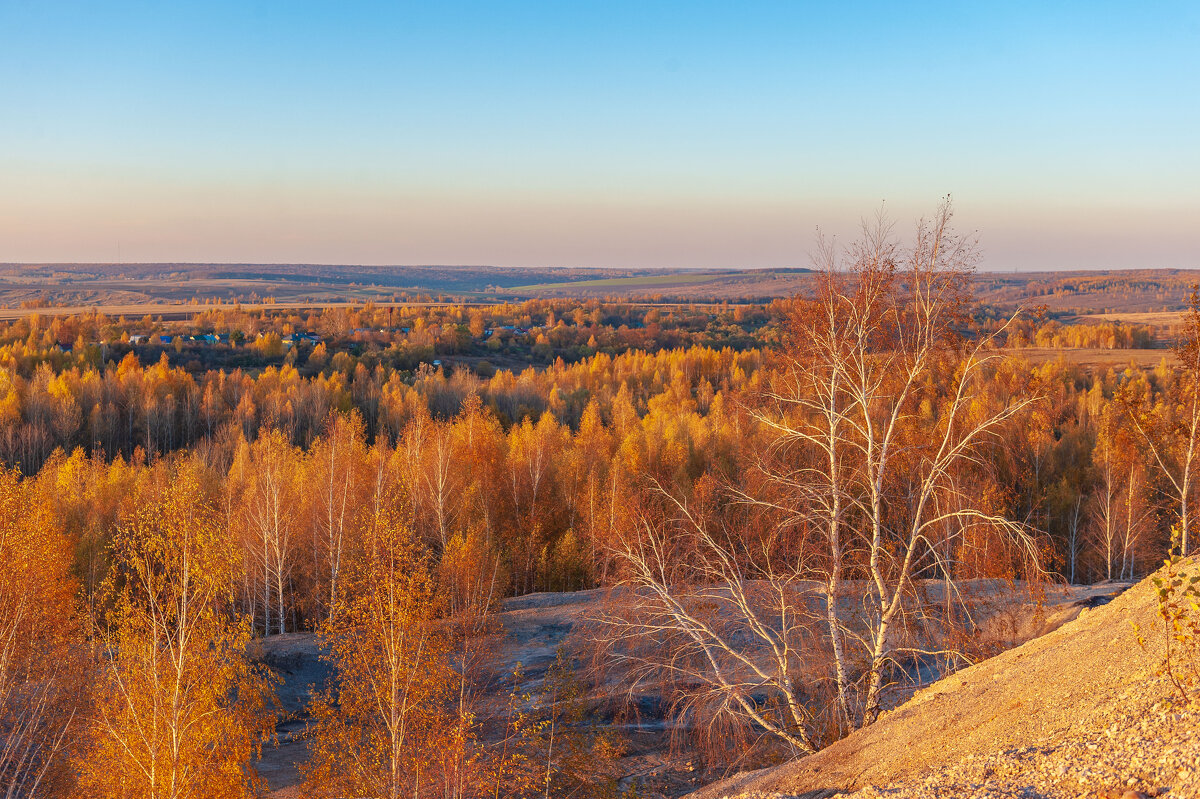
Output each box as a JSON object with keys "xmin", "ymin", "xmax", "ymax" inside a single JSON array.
[{"xmin": 1, "ymin": 1, "xmax": 1197, "ymax": 270}]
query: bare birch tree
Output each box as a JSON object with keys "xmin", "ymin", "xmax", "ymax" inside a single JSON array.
[
  {"xmin": 1126, "ymin": 286, "xmax": 1200, "ymax": 557},
  {"xmin": 755, "ymin": 201, "xmax": 1042, "ymax": 726},
  {"xmin": 589, "ymin": 489, "xmax": 825, "ymax": 756},
  {"xmin": 590, "ymin": 201, "xmax": 1044, "ymax": 753}
]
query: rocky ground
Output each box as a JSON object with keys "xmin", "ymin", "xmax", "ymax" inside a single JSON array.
[
  {"xmin": 253, "ymin": 634, "xmax": 333, "ymax": 797},
  {"xmin": 828, "ymin": 682, "xmax": 1200, "ymax": 799},
  {"xmin": 256, "ymin": 580, "xmax": 1128, "ymax": 797},
  {"xmin": 691, "ymin": 564, "xmax": 1200, "ymax": 799}
]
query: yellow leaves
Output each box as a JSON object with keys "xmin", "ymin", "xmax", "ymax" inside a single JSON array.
[
  {"xmin": 0, "ymin": 466, "xmax": 75, "ymax": 613},
  {"xmin": 108, "ymin": 464, "xmax": 232, "ymax": 616},
  {"xmin": 0, "ymin": 387, "xmax": 20, "ymax": 426},
  {"xmin": 51, "ymin": 447, "xmax": 90, "ymax": 501},
  {"xmin": 254, "ymin": 331, "xmax": 284, "ymax": 358},
  {"xmin": 79, "ymin": 462, "xmax": 275, "ymax": 799},
  {"xmin": 308, "ymin": 341, "xmax": 329, "ymax": 368},
  {"xmin": 302, "ymin": 510, "xmax": 458, "ymax": 799},
  {"xmin": 0, "ymin": 456, "xmax": 82, "ymax": 795},
  {"xmin": 116, "ymin": 351, "xmax": 142, "ymax": 381},
  {"xmin": 438, "ymin": 527, "xmax": 505, "ymax": 616}
]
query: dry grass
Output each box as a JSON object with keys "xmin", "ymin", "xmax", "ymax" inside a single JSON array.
[
  {"xmin": 0, "ymin": 300, "xmax": 494, "ymax": 321},
  {"xmin": 1008, "ymin": 347, "xmax": 1177, "ymax": 369}
]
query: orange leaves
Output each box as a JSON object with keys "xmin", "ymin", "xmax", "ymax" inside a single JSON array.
[
  {"xmin": 301, "ymin": 510, "xmax": 459, "ymax": 799},
  {"xmin": 229, "ymin": 429, "xmax": 306, "ymax": 636},
  {"xmin": 0, "ymin": 467, "xmax": 82, "ymax": 794},
  {"xmin": 78, "ymin": 462, "xmax": 276, "ymax": 799}
]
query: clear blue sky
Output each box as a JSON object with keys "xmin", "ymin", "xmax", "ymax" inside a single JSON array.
[{"xmin": 1, "ymin": 1, "xmax": 1197, "ymax": 269}]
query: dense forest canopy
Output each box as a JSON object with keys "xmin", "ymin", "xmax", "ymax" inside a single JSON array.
[{"xmin": 2, "ymin": 208, "xmax": 1199, "ymax": 797}]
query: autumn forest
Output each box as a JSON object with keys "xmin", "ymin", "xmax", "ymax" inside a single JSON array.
[{"xmin": 4, "ymin": 206, "xmax": 1200, "ymax": 797}]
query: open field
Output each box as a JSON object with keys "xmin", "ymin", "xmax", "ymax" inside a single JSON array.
[
  {"xmin": 511, "ymin": 271, "xmax": 751, "ymax": 291},
  {"xmin": 3, "ymin": 264, "xmax": 1199, "ymax": 309},
  {"xmin": 1075, "ymin": 311, "xmax": 1183, "ymax": 339},
  {"xmin": 509, "ymin": 268, "xmax": 816, "ymax": 296},
  {"xmin": 0, "ymin": 300, "xmax": 502, "ymax": 321},
  {"xmin": 1008, "ymin": 347, "xmax": 1178, "ymax": 368},
  {"xmin": 972, "ymin": 269, "xmax": 1200, "ymax": 313}
]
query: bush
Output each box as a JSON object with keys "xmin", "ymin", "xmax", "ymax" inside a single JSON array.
[{"xmin": 1140, "ymin": 525, "xmax": 1200, "ymax": 705}]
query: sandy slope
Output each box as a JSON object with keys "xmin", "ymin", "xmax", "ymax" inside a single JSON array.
[{"xmin": 688, "ymin": 565, "xmax": 1200, "ymax": 799}]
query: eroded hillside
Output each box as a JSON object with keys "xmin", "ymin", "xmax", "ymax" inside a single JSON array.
[
  {"xmin": 257, "ymin": 580, "xmax": 1132, "ymax": 798},
  {"xmin": 688, "ymin": 564, "xmax": 1200, "ymax": 799}
]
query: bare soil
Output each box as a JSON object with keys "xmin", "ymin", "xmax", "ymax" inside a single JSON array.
[
  {"xmin": 687, "ymin": 565, "xmax": 1199, "ymax": 799},
  {"xmin": 254, "ymin": 581, "xmax": 1125, "ymax": 797}
]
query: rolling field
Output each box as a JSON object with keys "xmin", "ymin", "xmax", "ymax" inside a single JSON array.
[
  {"xmin": 1, "ymin": 263, "xmax": 1199, "ymax": 309},
  {"xmin": 0, "ymin": 300, "xmax": 501, "ymax": 322},
  {"xmin": 1008, "ymin": 347, "xmax": 1177, "ymax": 368},
  {"xmin": 510, "ymin": 271, "xmax": 742, "ymax": 291},
  {"xmin": 1075, "ymin": 311, "xmax": 1181, "ymax": 330}
]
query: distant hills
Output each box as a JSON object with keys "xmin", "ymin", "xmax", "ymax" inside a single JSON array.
[{"xmin": 0, "ymin": 262, "xmax": 1197, "ymax": 313}]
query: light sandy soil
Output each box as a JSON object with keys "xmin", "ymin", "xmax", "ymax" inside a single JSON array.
[
  {"xmin": 687, "ymin": 564, "xmax": 1200, "ymax": 799},
  {"xmin": 256, "ymin": 580, "xmax": 1127, "ymax": 798}
]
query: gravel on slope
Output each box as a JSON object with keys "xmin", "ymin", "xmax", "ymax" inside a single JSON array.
[{"xmin": 830, "ymin": 677, "xmax": 1200, "ymax": 799}]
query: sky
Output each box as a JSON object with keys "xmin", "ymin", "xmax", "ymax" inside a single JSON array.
[{"xmin": 1, "ymin": 1, "xmax": 1197, "ymax": 271}]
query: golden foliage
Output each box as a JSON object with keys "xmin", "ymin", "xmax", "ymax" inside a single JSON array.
[
  {"xmin": 301, "ymin": 504, "xmax": 463, "ymax": 799},
  {"xmin": 0, "ymin": 468, "xmax": 82, "ymax": 795},
  {"xmin": 77, "ymin": 463, "xmax": 276, "ymax": 799}
]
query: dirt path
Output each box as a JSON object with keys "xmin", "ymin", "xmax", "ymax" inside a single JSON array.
[{"xmin": 254, "ymin": 634, "xmax": 330, "ymax": 799}]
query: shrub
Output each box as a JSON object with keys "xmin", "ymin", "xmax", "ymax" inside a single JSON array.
[{"xmin": 1140, "ymin": 525, "xmax": 1200, "ymax": 705}]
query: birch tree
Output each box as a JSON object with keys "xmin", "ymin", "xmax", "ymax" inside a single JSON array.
[
  {"xmin": 78, "ymin": 463, "xmax": 274, "ymax": 799},
  {"xmin": 307, "ymin": 412, "xmax": 368, "ymax": 621},
  {"xmin": 803, "ymin": 201, "xmax": 1040, "ymax": 725},
  {"xmin": 235, "ymin": 430, "xmax": 302, "ymax": 635},
  {"xmin": 301, "ymin": 501, "xmax": 461, "ymax": 799},
  {"xmin": 590, "ymin": 491, "xmax": 825, "ymax": 756},
  {"xmin": 1126, "ymin": 286, "xmax": 1200, "ymax": 557},
  {"xmin": 591, "ymin": 201, "xmax": 1044, "ymax": 753},
  {"xmin": 0, "ymin": 469, "xmax": 82, "ymax": 798}
]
